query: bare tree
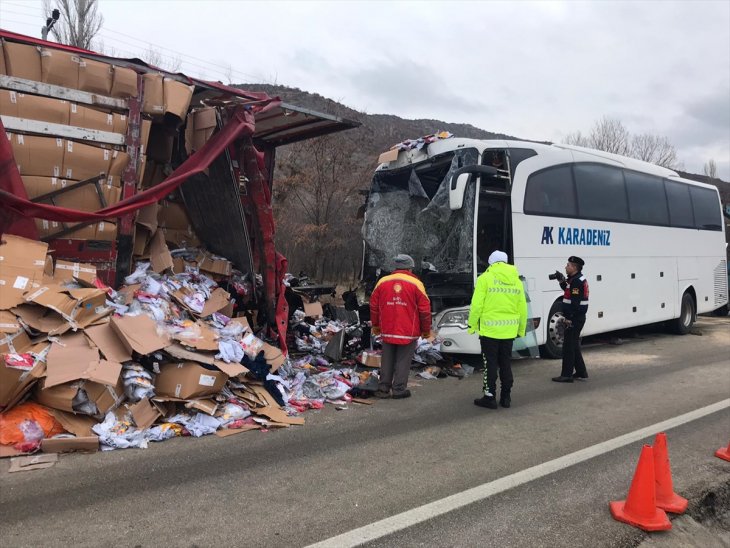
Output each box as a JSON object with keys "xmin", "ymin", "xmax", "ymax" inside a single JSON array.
[
  {"xmin": 564, "ymin": 131, "xmax": 590, "ymax": 147},
  {"xmin": 273, "ymin": 132, "xmax": 370, "ymax": 282},
  {"xmin": 142, "ymin": 45, "xmax": 182, "ymax": 72},
  {"xmin": 42, "ymin": 0, "xmax": 103, "ymax": 50},
  {"xmin": 630, "ymin": 133, "xmax": 678, "ymax": 169},
  {"xmin": 565, "ymin": 116, "xmax": 679, "ymax": 169},
  {"xmin": 704, "ymin": 159, "xmax": 718, "ymax": 180},
  {"xmin": 589, "ymin": 117, "xmax": 631, "ymax": 156}
]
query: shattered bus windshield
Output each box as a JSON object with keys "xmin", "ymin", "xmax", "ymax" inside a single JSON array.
[{"xmin": 362, "ymin": 148, "xmax": 478, "ymax": 280}]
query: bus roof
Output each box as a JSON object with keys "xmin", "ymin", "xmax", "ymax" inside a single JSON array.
[{"xmin": 376, "ymin": 138, "xmax": 690, "ymax": 182}]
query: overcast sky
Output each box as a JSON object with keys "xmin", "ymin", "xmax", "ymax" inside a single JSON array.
[{"xmin": 2, "ymin": 0, "xmax": 729, "ymax": 179}]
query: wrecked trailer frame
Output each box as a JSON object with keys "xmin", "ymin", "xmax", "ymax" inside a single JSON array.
[{"xmin": 0, "ymin": 28, "xmax": 360, "ymax": 344}]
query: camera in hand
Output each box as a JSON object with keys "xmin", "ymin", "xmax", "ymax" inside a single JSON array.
[{"xmin": 548, "ymin": 270, "xmax": 565, "ymax": 282}]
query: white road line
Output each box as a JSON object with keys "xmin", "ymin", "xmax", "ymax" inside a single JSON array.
[{"xmin": 307, "ymin": 399, "xmax": 730, "ymax": 548}]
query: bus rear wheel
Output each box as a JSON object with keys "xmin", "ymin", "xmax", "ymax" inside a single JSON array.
[
  {"xmin": 671, "ymin": 292, "xmax": 696, "ymax": 335},
  {"xmin": 540, "ymin": 301, "xmax": 564, "ymax": 359}
]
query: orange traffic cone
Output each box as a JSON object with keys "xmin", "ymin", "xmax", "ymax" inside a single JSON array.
[
  {"xmin": 715, "ymin": 441, "xmax": 730, "ymax": 462},
  {"xmin": 610, "ymin": 445, "xmax": 672, "ymax": 531},
  {"xmin": 653, "ymin": 432, "xmax": 687, "ymax": 514}
]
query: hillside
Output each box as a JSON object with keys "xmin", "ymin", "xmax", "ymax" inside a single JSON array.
[{"xmin": 238, "ymin": 83, "xmax": 729, "ymax": 199}]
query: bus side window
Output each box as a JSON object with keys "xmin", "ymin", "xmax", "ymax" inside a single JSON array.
[
  {"xmin": 665, "ymin": 179, "xmax": 695, "ymax": 228},
  {"xmin": 524, "ymin": 164, "xmax": 576, "ymax": 216},
  {"xmin": 625, "ymin": 170, "xmax": 669, "ymax": 226}
]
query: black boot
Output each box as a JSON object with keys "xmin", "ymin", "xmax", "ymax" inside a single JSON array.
[
  {"xmin": 499, "ymin": 391, "xmax": 511, "ymax": 408},
  {"xmin": 474, "ymin": 395, "xmax": 498, "ymax": 409}
]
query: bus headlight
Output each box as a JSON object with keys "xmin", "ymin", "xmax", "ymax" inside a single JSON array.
[{"xmin": 437, "ymin": 309, "xmax": 470, "ymax": 329}]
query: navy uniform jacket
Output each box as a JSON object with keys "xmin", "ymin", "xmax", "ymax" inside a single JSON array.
[{"xmin": 560, "ymin": 274, "xmax": 589, "ymax": 320}]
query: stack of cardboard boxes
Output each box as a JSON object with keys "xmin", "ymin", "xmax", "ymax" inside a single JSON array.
[{"xmin": 0, "ymin": 37, "xmax": 195, "ymax": 245}]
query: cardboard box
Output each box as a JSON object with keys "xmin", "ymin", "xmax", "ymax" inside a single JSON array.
[
  {"xmin": 0, "ymin": 328, "xmax": 32, "ymax": 354},
  {"xmin": 116, "ymin": 398, "xmax": 161, "ymax": 429},
  {"xmin": 154, "ymin": 361, "xmax": 226, "ymax": 399},
  {"xmin": 164, "ymin": 343, "xmax": 248, "ymax": 377},
  {"xmin": 262, "ymin": 342, "xmax": 286, "ymax": 372},
  {"xmin": 84, "ymin": 322, "xmax": 133, "ymax": 363},
  {"xmin": 140, "ymin": 118, "xmax": 152, "ymax": 154},
  {"xmin": 113, "ymin": 113, "xmax": 128, "ymax": 135},
  {"xmin": 62, "ymin": 140, "xmax": 111, "ymax": 181},
  {"xmin": 0, "ymin": 90, "xmax": 18, "ymax": 117},
  {"xmin": 0, "ymin": 40, "xmax": 6, "ymax": 75},
  {"xmin": 70, "ymin": 103, "xmax": 114, "ymax": 132},
  {"xmin": 36, "ymin": 333, "xmax": 123, "ymax": 417},
  {"xmin": 23, "ymin": 176, "xmax": 121, "ymax": 211},
  {"xmin": 54, "ymin": 260, "xmax": 97, "ymax": 284},
  {"xmin": 78, "ymin": 57, "xmax": 113, "ymax": 95},
  {"xmin": 3, "ymin": 41, "xmax": 41, "ymax": 81},
  {"xmin": 378, "ymin": 148, "xmax": 399, "ymax": 164},
  {"xmin": 197, "ymin": 252, "xmax": 232, "ymax": 277},
  {"xmin": 185, "ymin": 107, "xmax": 217, "ymax": 153},
  {"xmin": 49, "ymin": 409, "xmax": 98, "ymax": 437},
  {"xmin": 35, "ymin": 375, "xmax": 123, "ymax": 418},
  {"xmin": 24, "ymin": 284, "xmax": 110, "ymax": 332},
  {"xmin": 149, "ymin": 229, "xmax": 173, "ymax": 273},
  {"xmin": 43, "ymin": 333, "xmax": 116, "ymax": 388},
  {"xmin": 41, "ymin": 437, "xmax": 99, "ymax": 453},
  {"xmin": 137, "ymin": 153, "xmax": 147, "ymax": 185},
  {"xmin": 200, "ymin": 287, "xmax": 231, "ymax": 317},
  {"xmin": 0, "ymin": 310, "xmax": 21, "ymax": 333},
  {"xmin": 0, "ymin": 92, "xmax": 70, "ymax": 125},
  {"xmin": 0, "ymin": 344, "xmax": 43, "ymax": 409},
  {"xmin": 161, "ymin": 227, "xmax": 200, "ymax": 248},
  {"xmin": 358, "ymin": 351, "xmax": 382, "ymax": 368},
  {"xmin": 136, "ymin": 202, "xmax": 158, "ymax": 233},
  {"xmin": 158, "ymin": 201, "xmax": 190, "ymax": 230},
  {"xmin": 110, "ymin": 314, "xmax": 169, "ymax": 356},
  {"xmin": 40, "ymin": 47, "xmax": 80, "ymax": 88},
  {"xmin": 0, "ymin": 234, "xmax": 48, "ymax": 310},
  {"xmin": 10, "ymin": 304, "xmax": 66, "ymax": 334},
  {"xmin": 8, "ymin": 133, "xmax": 64, "ymax": 178},
  {"xmin": 110, "ymin": 65, "xmax": 138, "ymax": 98},
  {"xmin": 64, "ymin": 220, "xmax": 118, "ymax": 241},
  {"xmin": 304, "ymin": 302, "xmax": 324, "ymax": 318},
  {"xmin": 107, "ymin": 150, "xmax": 130, "ymax": 186},
  {"xmin": 163, "ymin": 78, "xmax": 194, "ymax": 120},
  {"xmin": 142, "ymin": 72, "xmax": 164, "ymax": 115}
]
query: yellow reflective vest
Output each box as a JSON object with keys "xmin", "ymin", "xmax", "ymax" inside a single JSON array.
[{"xmin": 467, "ymin": 262, "xmax": 528, "ymax": 339}]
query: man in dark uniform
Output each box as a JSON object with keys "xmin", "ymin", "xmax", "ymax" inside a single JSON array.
[{"xmin": 552, "ymin": 256, "xmax": 589, "ymax": 383}]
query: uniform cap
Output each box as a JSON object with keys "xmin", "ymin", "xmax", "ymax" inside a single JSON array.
[
  {"xmin": 488, "ymin": 250, "xmax": 509, "ymax": 265},
  {"xmin": 568, "ymin": 255, "xmax": 585, "ymax": 267}
]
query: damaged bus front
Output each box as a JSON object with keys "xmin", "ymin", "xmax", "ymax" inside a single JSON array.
[{"xmin": 360, "ymin": 137, "xmax": 540, "ymax": 358}]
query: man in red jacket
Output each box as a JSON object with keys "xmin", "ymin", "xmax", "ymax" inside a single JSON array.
[{"xmin": 370, "ymin": 254, "xmax": 432, "ymax": 399}]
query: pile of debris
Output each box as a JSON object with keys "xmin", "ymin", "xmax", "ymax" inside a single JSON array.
[{"xmin": 0, "ymin": 233, "xmax": 466, "ymax": 458}]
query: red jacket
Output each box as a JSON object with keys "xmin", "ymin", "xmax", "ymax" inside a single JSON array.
[{"xmin": 370, "ymin": 270, "xmax": 431, "ymax": 345}]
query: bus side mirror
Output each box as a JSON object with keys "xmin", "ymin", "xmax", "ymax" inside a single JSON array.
[
  {"xmin": 449, "ymin": 165, "xmax": 499, "ymax": 210},
  {"xmin": 450, "ymin": 173, "xmax": 471, "ymax": 210}
]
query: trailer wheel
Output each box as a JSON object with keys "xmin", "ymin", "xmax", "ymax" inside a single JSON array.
[
  {"xmin": 540, "ymin": 300, "xmax": 564, "ymax": 359},
  {"xmin": 671, "ymin": 292, "xmax": 696, "ymax": 335}
]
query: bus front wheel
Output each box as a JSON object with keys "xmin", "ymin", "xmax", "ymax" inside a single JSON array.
[
  {"xmin": 540, "ymin": 301, "xmax": 564, "ymax": 359},
  {"xmin": 671, "ymin": 292, "xmax": 696, "ymax": 335}
]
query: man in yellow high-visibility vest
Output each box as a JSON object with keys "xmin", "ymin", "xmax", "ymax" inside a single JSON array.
[{"xmin": 468, "ymin": 250, "xmax": 527, "ymax": 409}]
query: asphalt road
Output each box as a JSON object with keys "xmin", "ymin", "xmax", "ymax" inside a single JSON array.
[{"xmin": 1, "ymin": 316, "xmax": 728, "ymax": 547}]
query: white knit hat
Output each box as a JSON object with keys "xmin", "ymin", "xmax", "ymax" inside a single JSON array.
[
  {"xmin": 488, "ymin": 250, "xmax": 508, "ymax": 265},
  {"xmin": 393, "ymin": 254, "xmax": 415, "ymax": 269}
]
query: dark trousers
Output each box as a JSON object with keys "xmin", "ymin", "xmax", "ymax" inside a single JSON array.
[
  {"xmin": 561, "ymin": 316, "xmax": 587, "ymax": 377},
  {"xmin": 480, "ymin": 337, "xmax": 514, "ymax": 397},
  {"xmin": 379, "ymin": 341, "xmax": 417, "ymax": 395}
]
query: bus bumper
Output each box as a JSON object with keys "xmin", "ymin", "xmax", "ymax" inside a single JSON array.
[{"xmin": 435, "ymin": 325, "xmax": 482, "ymax": 354}]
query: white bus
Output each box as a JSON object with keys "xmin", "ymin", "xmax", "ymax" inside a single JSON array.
[{"xmin": 360, "ymin": 138, "xmax": 728, "ymax": 358}]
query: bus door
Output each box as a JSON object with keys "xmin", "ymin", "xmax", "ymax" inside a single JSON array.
[{"xmin": 476, "ymin": 149, "xmax": 513, "ymax": 270}]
